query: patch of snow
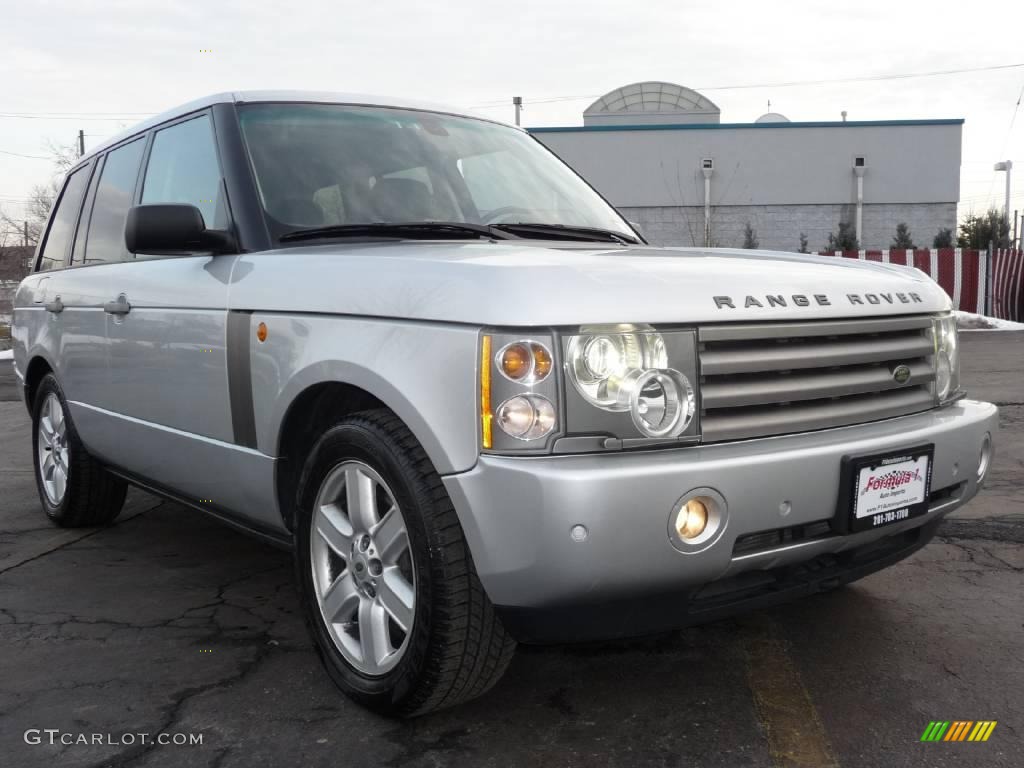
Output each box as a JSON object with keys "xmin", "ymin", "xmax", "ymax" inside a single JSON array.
[
  {"xmin": 956, "ymin": 311, "xmax": 1024, "ymax": 331},
  {"xmin": 0, "ymin": 349, "xmax": 12, "ymax": 361}
]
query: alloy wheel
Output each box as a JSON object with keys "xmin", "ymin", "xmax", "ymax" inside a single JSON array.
[
  {"xmin": 310, "ymin": 460, "xmax": 416, "ymax": 675},
  {"xmin": 37, "ymin": 393, "xmax": 69, "ymax": 506}
]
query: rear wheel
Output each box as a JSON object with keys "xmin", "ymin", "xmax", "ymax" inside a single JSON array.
[
  {"xmin": 32, "ymin": 374, "xmax": 127, "ymax": 527},
  {"xmin": 295, "ymin": 409, "xmax": 515, "ymax": 716}
]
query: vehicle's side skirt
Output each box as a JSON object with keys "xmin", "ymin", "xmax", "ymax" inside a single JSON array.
[{"xmin": 105, "ymin": 463, "xmax": 294, "ymax": 551}]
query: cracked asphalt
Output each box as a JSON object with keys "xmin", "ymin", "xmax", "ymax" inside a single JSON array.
[{"xmin": 0, "ymin": 332, "xmax": 1021, "ymax": 768}]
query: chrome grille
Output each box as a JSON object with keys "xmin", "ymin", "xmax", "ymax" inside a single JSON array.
[{"xmin": 698, "ymin": 316, "xmax": 936, "ymax": 442}]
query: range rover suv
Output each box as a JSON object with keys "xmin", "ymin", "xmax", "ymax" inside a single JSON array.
[{"xmin": 10, "ymin": 91, "xmax": 997, "ymax": 716}]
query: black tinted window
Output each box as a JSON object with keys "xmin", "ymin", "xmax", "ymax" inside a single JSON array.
[
  {"xmin": 71, "ymin": 156, "xmax": 103, "ymax": 264},
  {"xmin": 37, "ymin": 165, "xmax": 89, "ymax": 272},
  {"xmin": 83, "ymin": 137, "xmax": 145, "ymax": 264},
  {"xmin": 142, "ymin": 114, "xmax": 225, "ymax": 227},
  {"xmin": 236, "ymin": 103, "xmax": 633, "ymax": 240}
]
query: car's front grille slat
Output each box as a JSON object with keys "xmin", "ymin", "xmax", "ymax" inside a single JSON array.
[
  {"xmin": 701, "ymin": 360, "xmax": 934, "ymax": 409},
  {"xmin": 698, "ymin": 315, "xmax": 937, "ymax": 442},
  {"xmin": 699, "ymin": 333, "xmax": 934, "ymax": 375}
]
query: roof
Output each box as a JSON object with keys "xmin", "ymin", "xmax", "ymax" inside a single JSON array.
[
  {"xmin": 529, "ymin": 118, "xmax": 965, "ymax": 134},
  {"xmin": 584, "ymin": 81, "xmax": 720, "ymax": 116},
  {"xmin": 80, "ymin": 90, "xmax": 509, "ymax": 163}
]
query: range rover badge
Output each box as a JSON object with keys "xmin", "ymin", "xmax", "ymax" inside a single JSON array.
[{"xmin": 892, "ymin": 364, "xmax": 912, "ymax": 384}]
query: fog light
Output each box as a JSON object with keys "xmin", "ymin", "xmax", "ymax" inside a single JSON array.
[
  {"xmin": 978, "ymin": 432, "xmax": 993, "ymax": 483},
  {"xmin": 675, "ymin": 499, "xmax": 708, "ymax": 540},
  {"xmin": 668, "ymin": 489, "xmax": 727, "ymax": 554}
]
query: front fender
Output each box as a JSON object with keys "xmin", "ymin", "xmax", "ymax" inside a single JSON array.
[{"xmin": 250, "ymin": 314, "xmax": 482, "ymax": 476}]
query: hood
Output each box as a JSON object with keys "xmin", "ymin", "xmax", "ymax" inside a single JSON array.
[{"xmin": 229, "ymin": 242, "xmax": 951, "ymax": 326}]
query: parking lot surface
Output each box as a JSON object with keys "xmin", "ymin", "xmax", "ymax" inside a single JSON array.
[{"xmin": 0, "ymin": 332, "xmax": 1021, "ymax": 768}]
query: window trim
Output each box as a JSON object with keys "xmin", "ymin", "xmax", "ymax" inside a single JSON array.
[
  {"xmin": 43, "ymin": 105, "xmax": 238, "ymax": 271},
  {"xmin": 35, "ymin": 130, "xmax": 152, "ymax": 273},
  {"xmin": 71, "ymin": 153, "xmax": 105, "ymax": 266},
  {"xmin": 34, "ymin": 159, "xmax": 95, "ymax": 273},
  {"xmin": 133, "ymin": 108, "xmax": 232, "ymax": 257},
  {"xmin": 75, "ymin": 134, "xmax": 149, "ymax": 267}
]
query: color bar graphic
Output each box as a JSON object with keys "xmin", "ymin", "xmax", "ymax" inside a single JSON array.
[
  {"xmin": 921, "ymin": 720, "xmax": 996, "ymax": 742},
  {"xmin": 920, "ymin": 721, "xmax": 950, "ymax": 741}
]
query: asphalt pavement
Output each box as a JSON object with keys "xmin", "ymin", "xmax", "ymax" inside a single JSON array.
[{"xmin": 0, "ymin": 332, "xmax": 1021, "ymax": 768}]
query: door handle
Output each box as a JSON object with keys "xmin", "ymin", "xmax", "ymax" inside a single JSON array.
[
  {"xmin": 103, "ymin": 296, "xmax": 131, "ymax": 315},
  {"xmin": 44, "ymin": 297, "xmax": 64, "ymax": 314}
]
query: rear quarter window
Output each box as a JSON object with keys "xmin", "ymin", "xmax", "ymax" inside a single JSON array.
[{"xmin": 36, "ymin": 165, "xmax": 90, "ymax": 272}]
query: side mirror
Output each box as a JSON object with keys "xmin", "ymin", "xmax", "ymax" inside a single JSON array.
[{"xmin": 125, "ymin": 204, "xmax": 236, "ymax": 255}]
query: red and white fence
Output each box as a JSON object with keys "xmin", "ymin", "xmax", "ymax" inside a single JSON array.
[
  {"xmin": 819, "ymin": 248, "xmax": 1024, "ymax": 322},
  {"xmin": 990, "ymin": 249, "xmax": 1024, "ymax": 323}
]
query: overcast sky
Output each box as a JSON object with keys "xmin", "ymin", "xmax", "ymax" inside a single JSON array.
[{"xmin": 3, "ymin": 0, "xmax": 1024, "ymax": 232}]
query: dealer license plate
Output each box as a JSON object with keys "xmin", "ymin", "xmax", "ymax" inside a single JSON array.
[{"xmin": 841, "ymin": 445, "xmax": 933, "ymax": 533}]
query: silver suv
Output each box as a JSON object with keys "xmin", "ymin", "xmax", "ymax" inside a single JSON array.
[{"xmin": 11, "ymin": 91, "xmax": 997, "ymax": 716}]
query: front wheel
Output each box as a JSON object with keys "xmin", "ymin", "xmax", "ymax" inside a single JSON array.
[{"xmin": 294, "ymin": 409, "xmax": 515, "ymax": 716}]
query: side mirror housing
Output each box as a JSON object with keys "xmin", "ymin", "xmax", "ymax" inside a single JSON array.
[{"xmin": 125, "ymin": 204, "xmax": 236, "ymax": 255}]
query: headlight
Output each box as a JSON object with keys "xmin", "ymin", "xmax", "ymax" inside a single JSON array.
[
  {"xmin": 933, "ymin": 314, "xmax": 961, "ymax": 403},
  {"xmin": 567, "ymin": 325, "xmax": 696, "ymax": 438},
  {"xmin": 495, "ymin": 394, "xmax": 556, "ymax": 440},
  {"xmin": 628, "ymin": 368, "xmax": 695, "ymax": 437},
  {"xmin": 568, "ymin": 325, "xmax": 667, "ymax": 410},
  {"xmin": 480, "ymin": 333, "xmax": 560, "ymax": 452}
]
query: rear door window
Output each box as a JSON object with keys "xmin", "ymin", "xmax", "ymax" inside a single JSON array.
[
  {"xmin": 82, "ymin": 137, "xmax": 146, "ymax": 264},
  {"xmin": 36, "ymin": 165, "xmax": 90, "ymax": 272},
  {"xmin": 141, "ymin": 114, "xmax": 226, "ymax": 228}
]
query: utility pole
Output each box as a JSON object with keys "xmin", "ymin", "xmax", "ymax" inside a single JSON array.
[
  {"xmin": 78, "ymin": 129, "xmax": 85, "ymax": 157},
  {"xmin": 512, "ymin": 96, "xmax": 522, "ymax": 127},
  {"xmin": 23, "ymin": 221, "xmax": 29, "ymax": 247},
  {"xmin": 1014, "ymin": 209, "xmax": 1019, "ymax": 250},
  {"xmin": 994, "ymin": 161, "xmax": 1012, "ymax": 238}
]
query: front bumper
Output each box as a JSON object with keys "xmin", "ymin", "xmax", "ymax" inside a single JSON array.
[{"xmin": 443, "ymin": 400, "xmax": 998, "ymax": 642}]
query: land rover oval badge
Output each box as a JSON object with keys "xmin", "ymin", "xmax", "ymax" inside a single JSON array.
[{"xmin": 893, "ymin": 364, "xmax": 912, "ymax": 384}]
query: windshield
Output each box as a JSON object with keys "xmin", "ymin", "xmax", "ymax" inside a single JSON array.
[{"xmin": 236, "ymin": 103, "xmax": 635, "ymax": 241}]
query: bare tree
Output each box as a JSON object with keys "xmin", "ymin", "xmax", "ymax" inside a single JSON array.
[{"xmin": 0, "ymin": 140, "xmax": 77, "ymax": 248}]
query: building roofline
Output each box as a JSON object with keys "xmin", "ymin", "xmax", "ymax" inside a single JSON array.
[{"xmin": 528, "ymin": 118, "xmax": 965, "ymax": 134}]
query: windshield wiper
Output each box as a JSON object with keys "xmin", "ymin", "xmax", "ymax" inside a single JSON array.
[
  {"xmin": 279, "ymin": 222, "xmax": 510, "ymax": 242},
  {"xmin": 490, "ymin": 222, "xmax": 639, "ymax": 245}
]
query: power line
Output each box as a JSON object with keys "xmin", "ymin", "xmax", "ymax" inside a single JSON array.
[
  {"xmin": 467, "ymin": 61, "xmax": 1024, "ymax": 109},
  {"xmin": 0, "ymin": 149, "xmax": 50, "ymax": 160},
  {"xmin": 0, "ymin": 110, "xmax": 153, "ymax": 116},
  {"xmin": 0, "ymin": 113, "xmax": 148, "ymax": 121},
  {"xmin": 696, "ymin": 61, "xmax": 1024, "ymax": 92}
]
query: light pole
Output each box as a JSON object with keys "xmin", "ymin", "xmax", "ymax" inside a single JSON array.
[{"xmin": 994, "ymin": 160, "xmax": 1012, "ymax": 232}]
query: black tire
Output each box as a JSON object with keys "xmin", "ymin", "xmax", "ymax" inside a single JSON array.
[
  {"xmin": 31, "ymin": 373, "xmax": 127, "ymax": 527},
  {"xmin": 294, "ymin": 408, "xmax": 515, "ymax": 717}
]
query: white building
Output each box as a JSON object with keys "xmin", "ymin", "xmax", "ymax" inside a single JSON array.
[{"xmin": 529, "ymin": 81, "xmax": 962, "ymax": 251}]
